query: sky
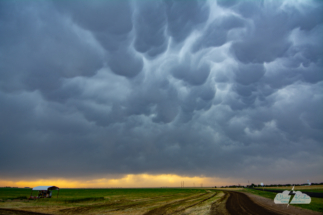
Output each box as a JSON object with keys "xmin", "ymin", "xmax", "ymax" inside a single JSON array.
[{"xmin": 0, "ymin": 0, "xmax": 322, "ymax": 188}]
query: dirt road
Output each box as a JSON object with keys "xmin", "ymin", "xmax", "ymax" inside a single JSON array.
[{"xmin": 225, "ymin": 191, "xmax": 281, "ymax": 215}]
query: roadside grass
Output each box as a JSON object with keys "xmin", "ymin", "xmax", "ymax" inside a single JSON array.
[
  {"xmin": 260, "ymin": 185, "xmax": 323, "ymax": 193},
  {"xmin": 240, "ymin": 188, "xmax": 277, "ymax": 199},
  {"xmin": 212, "ymin": 188, "xmax": 244, "ymax": 191},
  {"xmin": 262, "ymin": 185, "xmax": 323, "ymax": 190},
  {"xmin": 242, "ymin": 188, "xmax": 323, "ymax": 213}
]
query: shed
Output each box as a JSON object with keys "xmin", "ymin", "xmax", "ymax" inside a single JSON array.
[
  {"xmin": 30, "ymin": 186, "xmax": 60, "ymax": 199},
  {"xmin": 32, "ymin": 186, "xmax": 59, "ymax": 191}
]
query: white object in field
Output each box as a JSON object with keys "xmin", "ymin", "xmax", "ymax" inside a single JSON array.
[
  {"xmin": 260, "ymin": 182, "xmax": 264, "ymax": 186},
  {"xmin": 307, "ymin": 180, "xmax": 311, "ymax": 185},
  {"xmin": 32, "ymin": 186, "xmax": 59, "ymax": 191}
]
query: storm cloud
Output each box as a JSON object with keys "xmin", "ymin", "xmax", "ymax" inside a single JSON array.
[{"xmin": 0, "ymin": 0, "xmax": 322, "ymax": 184}]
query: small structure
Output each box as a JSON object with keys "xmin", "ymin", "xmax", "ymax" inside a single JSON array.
[{"xmin": 30, "ymin": 186, "xmax": 59, "ymax": 199}]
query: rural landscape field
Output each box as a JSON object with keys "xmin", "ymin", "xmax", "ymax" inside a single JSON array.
[
  {"xmin": 1, "ymin": 0, "xmax": 322, "ymax": 215},
  {"xmin": 1, "ymin": 186, "xmax": 323, "ymax": 215}
]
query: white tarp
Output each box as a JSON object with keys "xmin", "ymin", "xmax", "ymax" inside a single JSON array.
[{"xmin": 32, "ymin": 186, "xmax": 59, "ymax": 191}]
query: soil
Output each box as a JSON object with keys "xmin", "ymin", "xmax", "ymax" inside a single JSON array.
[
  {"xmin": 0, "ymin": 208, "xmax": 52, "ymax": 215},
  {"xmin": 210, "ymin": 191, "xmax": 230, "ymax": 215},
  {"xmin": 173, "ymin": 192, "xmax": 218, "ymax": 214},
  {"xmin": 226, "ymin": 191, "xmax": 281, "ymax": 215}
]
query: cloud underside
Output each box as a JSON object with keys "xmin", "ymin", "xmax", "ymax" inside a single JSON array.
[
  {"xmin": 0, "ymin": 174, "xmax": 238, "ymax": 188},
  {"xmin": 0, "ymin": 0, "xmax": 322, "ymax": 183}
]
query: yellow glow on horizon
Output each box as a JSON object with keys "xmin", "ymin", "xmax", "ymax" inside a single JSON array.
[{"xmin": 0, "ymin": 174, "xmax": 238, "ymax": 188}]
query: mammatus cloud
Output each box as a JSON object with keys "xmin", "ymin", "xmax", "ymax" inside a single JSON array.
[{"xmin": 0, "ymin": 0, "xmax": 322, "ymax": 186}]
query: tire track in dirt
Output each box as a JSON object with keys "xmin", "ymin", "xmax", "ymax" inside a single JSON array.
[
  {"xmin": 58, "ymin": 200, "xmax": 146, "ymax": 214},
  {"xmin": 148, "ymin": 194, "xmax": 179, "ymax": 199},
  {"xmin": 210, "ymin": 191, "xmax": 229, "ymax": 215},
  {"xmin": 226, "ymin": 191, "xmax": 282, "ymax": 215},
  {"xmin": 173, "ymin": 192, "xmax": 218, "ymax": 214},
  {"xmin": 59, "ymin": 201, "xmax": 121, "ymax": 214},
  {"xmin": 59, "ymin": 192, "xmax": 205, "ymax": 214},
  {"xmin": 143, "ymin": 192, "xmax": 209, "ymax": 215},
  {"xmin": 0, "ymin": 208, "xmax": 52, "ymax": 215}
]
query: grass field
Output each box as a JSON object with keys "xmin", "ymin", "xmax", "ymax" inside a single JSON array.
[
  {"xmin": 0, "ymin": 188, "xmax": 222, "ymax": 214},
  {"xmin": 0, "ymin": 187, "xmax": 206, "ymax": 200},
  {"xmin": 242, "ymin": 188, "xmax": 323, "ymax": 213},
  {"xmin": 1, "ymin": 187, "xmax": 322, "ymax": 214},
  {"xmin": 260, "ymin": 185, "xmax": 323, "ymax": 193},
  {"xmin": 211, "ymin": 188, "xmax": 244, "ymax": 191}
]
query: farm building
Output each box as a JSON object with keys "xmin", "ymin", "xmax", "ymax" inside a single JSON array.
[{"xmin": 30, "ymin": 186, "xmax": 60, "ymax": 199}]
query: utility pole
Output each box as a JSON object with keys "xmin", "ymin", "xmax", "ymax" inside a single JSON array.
[{"xmin": 181, "ymin": 181, "xmax": 184, "ymax": 188}]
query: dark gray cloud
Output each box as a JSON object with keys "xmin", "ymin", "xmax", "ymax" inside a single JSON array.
[
  {"xmin": 230, "ymin": 0, "xmax": 323, "ymax": 64},
  {"xmin": 0, "ymin": 1, "xmax": 104, "ymax": 97},
  {"xmin": 192, "ymin": 14, "xmax": 244, "ymax": 52},
  {"xmin": 0, "ymin": 0, "xmax": 322, "ymax": 184},
  {"xmin": 170, "ymin": 57, "xmax": 210, "ymax": 86},
  {"xmin": 133, "ymin": 1, "xmax": 167, "ymax": 57},
  {"xmin": 58, "ymin": 1, "xmax": 133, "ymax": 35},
  {"xmin": 165, "ymin": 0, "xmax": 210, "ymax": 42},
  {"xmin": 54, "ymin": 1, "xmax": 143, "ymax": 78}
]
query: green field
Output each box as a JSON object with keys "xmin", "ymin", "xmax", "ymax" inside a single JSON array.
[
  {"xmin": 248, "ymin": 185, "xmax": 323, "ymax": 193},
  {"xmin": 0, "ymin": 188, "xmax": 222, "ymax": 214},
  {"xmin": 0, "ymin": 187, "xmax": 205, "ymax": 200},
  {"xmin": 241, "ymin": 188, "xmax": 323, "ymax": 213},
  {"xmin": 262, "ymin": 188, "xmax": 323, "ymax": 193},
  {"xmin": 260, "ymin": 186, "xmax": 323, "ymax": 193}
]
